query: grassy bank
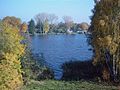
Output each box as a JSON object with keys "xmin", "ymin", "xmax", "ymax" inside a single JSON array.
[{"xmin": 22, "ymin": 80, "xmax": 118, "ymax": 90}]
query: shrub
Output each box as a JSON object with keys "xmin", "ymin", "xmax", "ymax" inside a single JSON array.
[
  {"xmin": 61, "ymin": 60, "xmax": 99, "ymax": 81},
  {"xmin": 21, "ymin": 51, "xmax": 54, "ymax": 84}
]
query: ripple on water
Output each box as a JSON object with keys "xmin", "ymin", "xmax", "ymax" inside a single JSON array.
[{"xmin": 31, "ymin": 34, "xmax": 93, "ymax": 79}]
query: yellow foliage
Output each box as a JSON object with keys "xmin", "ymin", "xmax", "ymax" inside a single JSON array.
[
  {"xmin": 90, "ymin": 0, "xmax": 120, "ymax": 80},
  {"xmin": 2, "ymin": 16, "xmax": 21, "ymax": 28},
  {"xmin": 99, "ymin": 20, "xmax": 105, "ymax": 26},
  {"xmin": 98, "ymin": 35, "xmax": 112, "ymax": 47},
  {"xmin": 20, "ymin": 23, "xmax": 28, "ymax": 33},
  {"xmin": 0, "ymin": 19, "xmax": 26, "ymax": 90},
  {"xmin": 109, "ymin": 42, "xmax": 118, "ymax": 54}
]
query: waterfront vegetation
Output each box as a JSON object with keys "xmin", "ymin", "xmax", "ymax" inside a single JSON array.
[
  {"xmin": 28, "ymin": 13, "xmax": 89, "ymax": 35},
  {"xmin": 0, "ymin": 0, "xmax": 120, "ymax": 90}
]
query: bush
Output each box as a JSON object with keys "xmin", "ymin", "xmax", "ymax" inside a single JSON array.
[
  {"xmin": 61, "ymin": 60, "xmax": 99, "ymax": 81},
  {"xmin": 37, "ymin": 67, "xmax": 54, "ymax": 80},
  {"xmin": 21, "ymin": 51, "xmax": 54, "ymax": 84}
]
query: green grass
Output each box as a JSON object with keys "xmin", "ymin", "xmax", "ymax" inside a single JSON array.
[{"xmin": 22, "ymin": 80, "xmax": 118, "ymax": 90}]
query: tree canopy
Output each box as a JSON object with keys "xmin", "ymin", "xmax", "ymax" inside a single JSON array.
[
  {"xmin": 28, "ymin": 19, "xmax": 35, "ymax": 35},
  {"xmin": 0, "ymin": 17, "xmax": 26, "ymax": 90},
  {"xmin": 90, "ymin": 0, "xmax": 120, "ymax": 81}
]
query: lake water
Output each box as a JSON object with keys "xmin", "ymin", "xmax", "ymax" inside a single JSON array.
[{"xmin": 31, "ymin": 34, "xmax": 93, "ymax": 79}]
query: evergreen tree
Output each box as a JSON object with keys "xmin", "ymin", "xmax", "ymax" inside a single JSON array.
[
  {"xmin": 36, "ymin": 21, "xmax": 43, "ymax": 33},
  {"xmin": 28, "ymin": 19, "xmax": 35, "ymax": 35}
]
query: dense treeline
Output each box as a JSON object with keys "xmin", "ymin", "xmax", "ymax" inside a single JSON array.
[
  {"xmin": 90, "ymin": 0, "xmax": 120, "ymax": 82},
  {"xmin": 28, "ymin": 13, "xmax": 89, "ymax": 35}
]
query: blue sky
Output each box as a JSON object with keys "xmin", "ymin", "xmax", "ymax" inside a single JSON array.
[{"xmin": 0, "ymin": 0, "xmax": 94, "ymax": 23}]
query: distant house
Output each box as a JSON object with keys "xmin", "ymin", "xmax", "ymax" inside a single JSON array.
[
  {"xmin": 77, "ymin": 29, "xmax": 91, "ymax": 34},
  {"xmin": 77, "ymin": 30, "xmax": 86, "ymax": 34},
  {"xmin": 67, "ymin": 29, "xmax": 73, "ymax": 34}
]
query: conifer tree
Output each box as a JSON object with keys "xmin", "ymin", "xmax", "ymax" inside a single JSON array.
[{"xmin": 28, "ymin": 19, "xmax": 35, "ymax": 35}]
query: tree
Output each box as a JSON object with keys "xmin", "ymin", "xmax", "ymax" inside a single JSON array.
[
  {"xmin": 63, "ymin": 16, "xmax": 73, "ymax": 30},
  {"xmin": 20, "ymin": 22, "xmax": 28, "ymax": 33},
  {"xmin": 0, "ymin": 17, "xmax": 26, "ymax": 90},
  {"xmin": 28, "ymin": 19, "xmax": 35, "ymax": 34},
  {"xmin": 2, "ymin": 16, "xmax": 21, "ymax": 28},
  {"xmin": 43, "ymin": 20, "xmax": 49, "ymax": 34},
  {"xmin": 48, "ymin": 14, "xmax": 58, "ymax": 33},
  {"xmin": 57, "ymin": 22, "xmax": 67, "ymax": 33},
  {"xmin": 90, "ymin": 0, "xmax": 120, "ymax": 81},
  {"xmin": 94, "ymin": 0, "xmax": 100, "ymax": 4},
  {"xmin": 35, "ymin": 13, "xmax": 58, "ymax": 24},
  {"xmin": 71, "ymin": 23, "xmax": 79, "ymax": 32},
  {"xmin": 35, "ymin": 13, "xmax": 49, "ymax": 34},
  {"xmin": 48, "ymin": 14, "xmax": 58, "ymax": 24},
  {"xmin": 79, "ymin": 22, "xmax": 89, "ymax": 30},
  {"xmin": 35, "ymin": 13, "xmax": 48, "ymax": 24}
]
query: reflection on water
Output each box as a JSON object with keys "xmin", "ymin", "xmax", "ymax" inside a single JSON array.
[{"xmin": 31, "ymin": 34, "xmax": 93, "ymax": 79}]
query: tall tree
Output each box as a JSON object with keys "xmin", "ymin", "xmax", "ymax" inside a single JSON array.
[
  {"xmin": 0, "ymin": 17, "xmax": 26, "ymax": 89},
  {"xmin": 48, "ymin": 14, "xmax": 58, "ymax": 24},
  {"xmin": 43, "ymin": 20, "xmax": 49, "ymax": 34},
  {"xmin": 2, "ymin": 16, "xmax": 21, "ymax": 28},
  {"xmin": 63, "ymin": 16, "xmax": 73, "ymax": 30},
  {"xmin": 35, "ymin": 13, "xmax": 49, "ymax": 34},
  {"xmin": 28, "ymin": 19, "xmax": 35, "ymax": 34},
  {"xmin": 35, "ymin": 13, "xmax": 48, "ymax": 23},
  {"xmin": 90, "ymin": 0, "xmax": 120, "ymax": 81},
  {"xmin": 48, "ymin": 14, "xmax": 58, "ymax": 33},
  {"xmin": 20, "ymin": 22, "xmax": 28, "ymax": 33}
]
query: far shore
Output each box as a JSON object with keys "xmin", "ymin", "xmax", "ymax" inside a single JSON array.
[{"xmin": 28, "ymin": 30, "xmax": 91, "ymax": 36}]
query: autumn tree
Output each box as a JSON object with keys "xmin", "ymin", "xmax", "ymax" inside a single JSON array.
[
  {"xmin": 90, "ymin": 0, "xmax": 120, "ymax": 81},
  {"xmin": 79, "ymin": 22, "xmax": 89, "ymax": 30},
  {"xmin": 2, "ymin": 16, "xmax": 27, "ymax": 33},
  {"xmin": 43, "ymin": 20, "xmax": 49, "ymax": 34},
  {"xmin": 20, "ymin": 22, "xmax": 28, "ymax": 33},
  {"xmin": 0, "ymin": 17, "xmax": 26, "ymax": 90},
  {"xmin": 2, "ymin": 16, "xmax": 21, "ymax": 28}
]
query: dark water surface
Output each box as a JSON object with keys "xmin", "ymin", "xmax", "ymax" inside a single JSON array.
[{"xmin": 31, "ymin": 34, "xmax": 93, "ymax": 79}]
